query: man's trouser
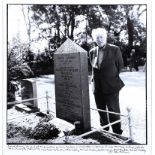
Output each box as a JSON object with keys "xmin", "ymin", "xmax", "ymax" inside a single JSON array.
[{"xmin": 94, "ymin": 91, "xmax": 123, "ymax": 134}]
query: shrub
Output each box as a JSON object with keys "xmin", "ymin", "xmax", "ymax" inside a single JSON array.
[
  {"xmin": 30, "ymin": 121, "xmax": 60, "ymax": 140},
  {"xmin": 7, "ymin": 116, "xmax": 60, "ymax": 141},
  {"xmin": 7, "ymin": 123, "xmax": 31, "ymax": 138},
  {"xmin": 7, "ymin": 42, "xmax": 34, "ymax": 102}
]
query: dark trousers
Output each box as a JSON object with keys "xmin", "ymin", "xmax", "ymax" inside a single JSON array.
[{"xmin": 94, "ymin": 91, "xmax": 123, "ymax": 134}]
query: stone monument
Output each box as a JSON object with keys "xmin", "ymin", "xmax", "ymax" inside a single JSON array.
[
  {"xmin": 54, "ymin": 38, "xmax": 91, "ymax": 132},
  {"xmin": 21, "ymin": 79, "xmax": 38, "ymax": 108}
]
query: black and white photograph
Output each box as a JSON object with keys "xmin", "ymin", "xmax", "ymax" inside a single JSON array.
[
  {"xmin": 6, "ymin": 4, "xmax": 148, "ymax": 145},
  {"xmin": 1, "ymin": 1, "xmax": 153, "ymax": 153}
]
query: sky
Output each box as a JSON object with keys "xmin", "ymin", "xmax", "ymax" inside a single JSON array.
[
  {"xmin": 8, "ymin": 5, "xmax": 49, "ymax": 52},
  {"xmin": 8, "ymin": 5, "xmax": 28, "ymax": 42}
]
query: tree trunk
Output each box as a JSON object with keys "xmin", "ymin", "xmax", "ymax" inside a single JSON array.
[
  {"xmin": 70, "ymin": 13, "xmax": 75, "ymax": 40},
  {"xmin": 127, "ymin": 17, "xmax": 134, "ymax": 50}
]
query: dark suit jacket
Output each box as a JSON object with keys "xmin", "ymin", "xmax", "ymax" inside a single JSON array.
[{"xmin": 89, "ymin": 43, "xmax": 125, "ymax": 94}]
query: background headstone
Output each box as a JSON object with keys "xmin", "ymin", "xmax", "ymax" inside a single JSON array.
[
  {"xmin": 21, "ymin": 79, "xmax": 38, "ymax": 108},
  {"xmin": 54, "ymin": 38, "xmax": 91, "ymax": 132}
]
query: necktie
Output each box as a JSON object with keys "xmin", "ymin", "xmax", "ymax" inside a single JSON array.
[{"xmin": 97, "ymin": 47, "xmax": 104, "ymax": 69}]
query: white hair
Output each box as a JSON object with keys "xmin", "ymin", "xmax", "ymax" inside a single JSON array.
[{"xmin": 92, "ymin": 28, "xmax": 107, "ymax": 42}]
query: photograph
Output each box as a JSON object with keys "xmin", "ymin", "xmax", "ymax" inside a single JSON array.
[{"xmin": 6, "ymin": 4, "xmax": 147, "ymax": 146}]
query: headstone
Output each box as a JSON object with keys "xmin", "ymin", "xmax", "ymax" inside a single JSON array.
[
  {"xmin": 21, "ymin": 79, "xmax": 38, "ymax": 108},
  {"xmin": 54, "ymin": 38, "xmax": 91, "ymax": 132}
]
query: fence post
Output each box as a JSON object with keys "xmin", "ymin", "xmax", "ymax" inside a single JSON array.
[
  {"xmin": 46, "ymin": 91, "xmax": 49, "ymax": 114},
  {"xmin": 127, "ymin": 107, "xmax": 133, "ymax": 141},
  {"xmin": 63, "ymin": 128, "xmax": 71, "ymax": 144}
]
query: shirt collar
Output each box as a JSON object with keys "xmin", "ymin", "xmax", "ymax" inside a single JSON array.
[{"xmin": 98, "ymin": 44, "xmax": 107, "ymax": 50}]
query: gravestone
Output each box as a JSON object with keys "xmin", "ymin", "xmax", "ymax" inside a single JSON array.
[
  {"xmin": 21, "ymin": 79, "xmax": 38, "ymax": 108},
  {"xmin": 54, "ymin": 38, "xmax": 91, "ymax": 132}
]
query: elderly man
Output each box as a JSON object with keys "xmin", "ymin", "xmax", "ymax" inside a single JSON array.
[{"xmin": 89, "ymin": 28, "xmax": 124, "ymax": 134}]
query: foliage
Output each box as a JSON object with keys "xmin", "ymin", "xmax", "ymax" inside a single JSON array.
[
  {"xmin": 7, "ymin": 123, "xmax": 31, "ymax": 138},
  {"xmin": 27, "ymin": 48, "xmax": 54, "ymax": 76},
  {"xmin": 29, "ymin": 5, "xmax": 146, "ymax": 58},
  {"xmin": 30, "ymin": 117, "xmax": 60, "ymax": 139},
  {"xmin": 7, "ymin": 116, "xmax": 60, "ymax": 140},
  {"xmin": 8, "ymin": 41, "xmax": 34, "ymax": 102},
  {"xmin": 8, "ymin": 4, "xmax": 146, "ymax": 78}
]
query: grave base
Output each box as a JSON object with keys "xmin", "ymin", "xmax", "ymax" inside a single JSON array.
[{"xmin": 15, "ymin": 103, "xmax": 39, "ymax": 113}]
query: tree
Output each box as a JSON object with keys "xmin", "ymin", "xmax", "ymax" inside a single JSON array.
[
  {"xmin": 30, "ymin": 5, "xmax": 97, "ymax": 48},
  {"xmin": 29, "ymin": 4, "xmax": 146, "ymax": 66},
  {"xmin": 30, "ymin": 5, "xmax": 59, "ymax": 49},
  {"xmin": 21, "ymin": 5, "xmax": 32, "ymax": 49},
  {"xmin": 8, "ymin": 38, "xmax": 34, "ymax": 102},
  {"xmin": 98, "ymin": 5, "xmax": 146, "ymax": 64}
]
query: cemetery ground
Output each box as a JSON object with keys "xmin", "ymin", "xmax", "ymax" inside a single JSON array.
[{"xmin": 7, "ymin": 68, "xmax": 146, "ymax": 144}]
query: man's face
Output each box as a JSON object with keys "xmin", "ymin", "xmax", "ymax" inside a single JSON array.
[{"xmin": 95, "ymin": 35, "xmax": 107, "ymax": 47}]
